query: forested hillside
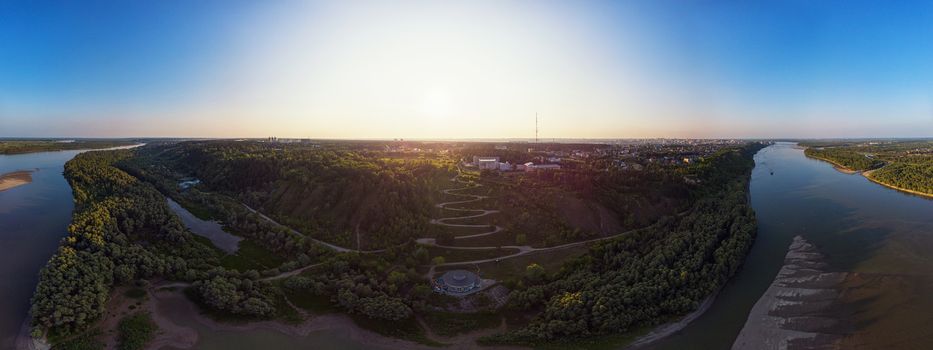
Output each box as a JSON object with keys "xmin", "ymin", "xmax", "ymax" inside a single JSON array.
[
  {"xmin": 129, "ymin": 142, "xmax": 455, "ymax": 249},
  {"xmin": 484, "ymin": 144, "xmax": 763, "ymax": 344}
]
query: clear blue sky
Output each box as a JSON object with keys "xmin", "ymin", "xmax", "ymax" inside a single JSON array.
[{"xmin": 1, "ymin": 0, "xmax": 931, "ymax": 138}]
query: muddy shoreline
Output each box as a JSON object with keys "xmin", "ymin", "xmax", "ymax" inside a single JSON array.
[
  {"xmin": 626, "ymin": 293, "xmax": 718, "ymax": 348},
  {"xmin": 134, "ymin": 285, "xmax": 524, "ymax": 350}
]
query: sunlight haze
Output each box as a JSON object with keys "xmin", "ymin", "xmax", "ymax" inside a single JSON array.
[{"xmin": 2, "ymin": 0, "xmax": 932, "ymax": 138}]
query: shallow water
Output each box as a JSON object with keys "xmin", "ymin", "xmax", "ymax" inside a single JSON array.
[
  {"xmin": 166, "ymin": 197, "xmax": 241, "ymax": 254},
  {"xmin": 649, "ymin": 142, "xmax": 933, "ymax": 349}
]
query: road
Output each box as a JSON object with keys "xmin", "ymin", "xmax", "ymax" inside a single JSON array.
[{"xmin": 242, "ymin": 204, "xmax": 389, "ymax": 254}]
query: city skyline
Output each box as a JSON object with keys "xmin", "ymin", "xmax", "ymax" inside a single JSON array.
[{"xmin": 2, "ymin": 0, "xmax": 932, "ymax": 139}]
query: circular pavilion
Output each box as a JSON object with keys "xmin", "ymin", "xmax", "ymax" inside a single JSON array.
[{"xmin": 433, "ymin": 270, "xmax": 482, "ymax": 295}]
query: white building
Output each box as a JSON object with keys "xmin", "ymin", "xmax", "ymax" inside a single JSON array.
[{"xmin": 473, "ymin": 156, "xmax": 501, "ymax": 170}]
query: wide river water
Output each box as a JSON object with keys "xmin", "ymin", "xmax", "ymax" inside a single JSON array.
[
  {"xmin": 651, "ymin": 142, "xmax": 933, "ymax": 349},
  {"xmin": 0, "ymin": 150, "xmax": 83, "ymax": 348},
  {"xmin": 2, "ymin": 142, "xmax": 931, "ymax": 349}
]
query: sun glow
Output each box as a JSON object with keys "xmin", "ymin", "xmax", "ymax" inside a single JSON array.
[{"xmin": 189, "ymin": 1, "xmax": 673, "ymax": 139}]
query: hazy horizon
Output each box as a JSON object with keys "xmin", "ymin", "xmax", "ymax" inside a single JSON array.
[{"xmin": 2, "ymin": 0, "xmax": 933, "ymax": 139}]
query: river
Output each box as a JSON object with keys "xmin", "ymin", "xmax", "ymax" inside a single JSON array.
[
  {"xmin": 650, "ymin": 142, "xmax": 933, "ymax": 349},
  {"xmin": 0, "ymin": 150, "xmax": 102, "ymax": 348}
]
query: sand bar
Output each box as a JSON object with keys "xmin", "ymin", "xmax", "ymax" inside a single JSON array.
[{"xmin": 0, "ymin": 170, "xmax": 33, "ymax": 192}]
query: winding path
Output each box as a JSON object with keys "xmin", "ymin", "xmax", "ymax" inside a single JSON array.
[
  {"xmin": 429, "ymin": 175, "xmax": 505, "ymax": 240},
  {"xmin": 238, "ymin": 169, "xmax": 661, "ymax": 279},
  {"xmin": 242, "ymin": 204, "xmax": 390, "ymax": 254}
]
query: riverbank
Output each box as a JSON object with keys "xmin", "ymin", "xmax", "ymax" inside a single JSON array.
[
  {"xmin": 113, "ymin": 285, "xmax": 435, "ymax": 350},
  {"xmin": 802, "ymin": 153, "xmax": 859, "ymax": 174},
  {"xmin": 862, "ymin": 169, "xmax": 933, "ymax": 199},
  {"xmin": 119, "ymin": 283, "xmax": 524, "ymax": 350},
  {"xmin": 627, "ymin": 293, "xmax": 718, "ymax": 349},
  {"xmin": 0, "ymin": 170, "xmax": 33, "ymax": 192}
]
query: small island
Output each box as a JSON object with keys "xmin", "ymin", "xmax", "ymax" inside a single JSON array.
[{"xmin": 0, "ymin": 139, "xmax": 137, "ymax": 155}]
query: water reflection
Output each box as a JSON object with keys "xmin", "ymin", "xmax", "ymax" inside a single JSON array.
[{"xmin": 165, "ymin": 197, "xmax": 241, "ymax": 254}]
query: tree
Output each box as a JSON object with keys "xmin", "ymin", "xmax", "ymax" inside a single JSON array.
[
  {"xmin": 515, "ymin": 233, "xmax": 527, "ymax": 245},
  {"xmin": 524, "ymin": 263, "xmax": 545, "ymax": 283},
  {"xmin": 431, "ymin": 256, "xmax": 446, "ymax": 265}
]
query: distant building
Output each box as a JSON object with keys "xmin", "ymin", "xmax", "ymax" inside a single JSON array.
[
  {"xmin": 523, "ymin": 162, "xmax": 561, "ymax": 172},
  {"xmin": 473, "ymin": 156, "xmax": 501, "ymax": 170},
  {"xmin": 494, "ymin": 145, "xmax": 508, "ymax": 150}
]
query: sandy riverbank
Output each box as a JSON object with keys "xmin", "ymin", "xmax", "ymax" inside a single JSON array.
[
  {"xmin": 803, "ymin": 154, "xmax": 858, "ymax": 174},
  {"xmin": 0, "ymin": 170, "xmax": 33, "ymax": 192}
]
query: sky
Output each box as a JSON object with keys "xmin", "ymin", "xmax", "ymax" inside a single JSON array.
[{"xmin": 1, "ymin": 0, "xmax": 932, "ymax": 139}]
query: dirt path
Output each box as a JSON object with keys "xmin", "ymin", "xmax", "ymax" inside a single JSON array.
[
  {"xmin": 415, "ymin": 316, "xmax": 523, "ymax": 350},
  {"xmin": 151, "ymin": 262, "xmax": 324, "ymax": 292},
  {"xmin": 141, "ymin": 287, "xmax": 439, "ymax": 350},
  {"xmin": 259, "ymin": 262, "xmax": 323, "ymax": 282},
  {"xmin": 242, "ymin": 204, "xmax": 392, "ymax": 254}
]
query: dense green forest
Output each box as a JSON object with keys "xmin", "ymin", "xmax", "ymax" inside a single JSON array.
[
  {"xmin": 0, "ymin": 140, "xmax": 135, "ymax": 155},
  {"xmin": 29, "ymin": 150, "xmax": 219, "ymax": 338},
  {"xmin": 126, "ymin": 141, "xmax": 455, "ymax": 250},
  {"xmin": 29, "ymin": 140, "xmax": 768, "ymax": 347},
  {"xmin": 29, "ymin": 148, "xmax": 329, "ymax": 344},
  {"xmin": 870, "ymin": 162, "xmax": 933, "ymax": 194},
  {"xmin": 482, "ymin": 144, "xmax": 764, "ymax": 344},
  {"xmin": 804, "ymin": 147, "xmax": 883, "ymax": 170}
]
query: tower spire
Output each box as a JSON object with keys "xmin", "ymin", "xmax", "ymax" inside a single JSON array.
[{"xmin": 535, "ymin": 112, "xmax": 538, "ymax": 143}]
